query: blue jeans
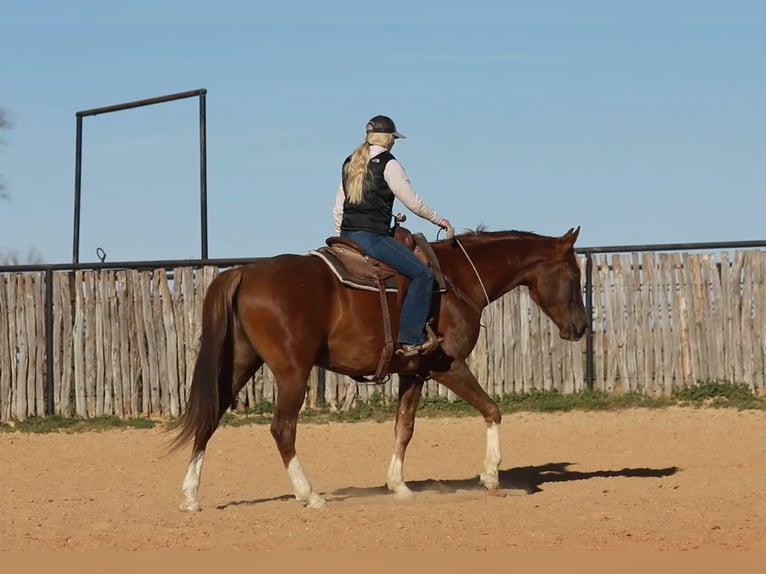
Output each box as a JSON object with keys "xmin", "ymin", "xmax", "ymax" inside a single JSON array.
[{"xmin": 341, "ymin": 230, "xmax": 434, "ymax": 345}]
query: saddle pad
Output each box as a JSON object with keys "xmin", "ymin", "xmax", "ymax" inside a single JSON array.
[{"xmin": 308, "ymin": 248, "xmax": 399, "ymax": 292}]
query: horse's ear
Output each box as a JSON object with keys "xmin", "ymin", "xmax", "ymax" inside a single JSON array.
[{"xmin": 563, "ymin": 226, "xmax": 580, "ymax": 246}]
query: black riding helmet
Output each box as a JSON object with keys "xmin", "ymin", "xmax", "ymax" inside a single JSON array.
[{"xmin": 366, "ymin": 115, "xmax": 406, "ymax": 139}]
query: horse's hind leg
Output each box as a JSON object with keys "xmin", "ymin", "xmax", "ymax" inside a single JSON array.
[
  {"xmin": 180, "ymin": 450, "xmax": 207, "ymax": 512},
  {"xmin": 386, "ymin": 374, "xmax": 424, "ymax": 500},
  {"xmin": 270, "ymin": 366, "xmax": 326, "ymax": 509},
  {"xmin": 180, "ymin": 333, "xmax": 262, "ymax": 512}
]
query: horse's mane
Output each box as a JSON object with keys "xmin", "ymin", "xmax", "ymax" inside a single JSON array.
[{"xmin": 438, "ymin": 225, "xmax": 547, "ymax": 242}]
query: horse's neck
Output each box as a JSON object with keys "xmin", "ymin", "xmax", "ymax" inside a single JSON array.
[{"xmin": 440, "ymin": 236, "xmax": 541, "ymax": 304}]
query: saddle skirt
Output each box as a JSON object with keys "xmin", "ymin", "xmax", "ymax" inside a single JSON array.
[{"xmin": 308, "ymin": 232, "xmax": 446, "ymax": 293}]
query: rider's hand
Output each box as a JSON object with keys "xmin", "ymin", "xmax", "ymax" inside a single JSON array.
[{"xmin": 439, "ymin": 218, "xmax": 455, "ymax": 238}]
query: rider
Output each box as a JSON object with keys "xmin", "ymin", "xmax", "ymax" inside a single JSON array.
[{"xmin": 333, "ymin": 115, "xmax": 454, "ymax": 357}]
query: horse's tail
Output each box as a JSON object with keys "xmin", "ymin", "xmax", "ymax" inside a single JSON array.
[{"xmin": 168, "ymin": 267, "xmax": 244, "ymax": 453}]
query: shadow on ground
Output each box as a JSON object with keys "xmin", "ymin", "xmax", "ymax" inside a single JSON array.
[{"xmin": 217, "ymin": 462, "xmax": 680, "ymax": 508}]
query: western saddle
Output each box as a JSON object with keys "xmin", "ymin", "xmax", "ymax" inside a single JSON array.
[{"xmin": 308, "ymin": 225, "xmax": 446, "ymax": 383}]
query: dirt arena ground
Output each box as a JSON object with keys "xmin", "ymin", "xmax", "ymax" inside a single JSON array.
[{"xmin": 1, "ymin": 407, "xmax": 764, "ymax": 551}]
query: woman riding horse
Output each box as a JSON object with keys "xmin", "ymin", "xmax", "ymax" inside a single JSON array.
[{"xmin": 333, "ymin": 115, "xmax": 454, "ymax": 357}]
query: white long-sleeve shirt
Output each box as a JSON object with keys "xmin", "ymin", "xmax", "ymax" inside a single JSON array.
[{"xmin": 333, "ymin": 145, "xmax": 446, "ymax": 234}]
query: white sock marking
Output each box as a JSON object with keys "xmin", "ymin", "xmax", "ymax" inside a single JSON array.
[
  {"xmin": 287, "ymin": 456, "xmax": 326, "ymax": 508},
  {"xmin": 387, "ymin": 453, "xmax": 413, "ymax": 499},
  {"xmin": 180, "ymin": 450, "xmax": 205, "ymax": 511},
  {"xmin": 480, "ymin": 423, "xmax": 502, "ymax": 490}
]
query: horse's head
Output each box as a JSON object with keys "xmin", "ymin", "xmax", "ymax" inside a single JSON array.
[{"xmin": 525, "ymin": 227, "xmax": 588, "ymax": 341}]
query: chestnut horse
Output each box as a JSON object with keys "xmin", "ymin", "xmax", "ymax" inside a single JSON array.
[{"xmin": 171, "ymin": 227, "xmax": 587, "ymax": 511}]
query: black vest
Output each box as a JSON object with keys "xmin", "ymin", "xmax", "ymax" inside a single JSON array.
[{"xmin": 340, "ymin": 151, "xmax": 395, "ymax": 234}]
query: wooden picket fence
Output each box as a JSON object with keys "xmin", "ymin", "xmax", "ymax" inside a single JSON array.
[{"xmin": 0, "ymin": 249, "xmax": 765, "ymax": 421}]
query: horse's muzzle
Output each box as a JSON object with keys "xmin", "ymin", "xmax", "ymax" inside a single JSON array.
[{"xmin": 560, "ymin": 319, "xmax": 588, "ymax": 341}]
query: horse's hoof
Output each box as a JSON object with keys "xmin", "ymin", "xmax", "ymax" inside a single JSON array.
[
  {"xmin": 484, "ymin": 488, "xmax": 507, "ymax": 498},
  {"xmin": 479, "ymin": 474, "xmax": 500, "ymax": 491},
  {"xmin": 393, "ymin": 488, "xmax": 415, "ymax": 502},
  {"xmin": 305, "ymin": 493, "xmax": 327, "ymax": 509},
  {"xmin": 179, "ymin": 500, "xmax": 201, "ymax": 512}
]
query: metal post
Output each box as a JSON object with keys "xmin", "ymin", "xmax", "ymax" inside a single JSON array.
[
  {"xmin": 199, "ymin": 90, "xmax": 208, "ymax": 259},
  {"xmin": 72, "ymin": 114, "xmax": 83, "ymax": 264},
  {"xmin": 44, "ymin": 268, "xmax": 55, "ymax": 415},
  {"xmin": 584, "ymin": 253, "xmax": 594, "ymax": 391}
]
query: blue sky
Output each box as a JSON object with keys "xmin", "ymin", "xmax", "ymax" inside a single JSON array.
[{"xmin": 1, "ymin": 1, "xmax": 764, "ymax": 264}]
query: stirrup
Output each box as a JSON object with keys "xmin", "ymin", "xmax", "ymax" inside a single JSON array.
[
  {"xmin": 396, "ymin": 325, "xmax": 442, "ymax": 357},
  {"xmin": 418, "ymin": 328, "xmax": 441, "ymax": 355},
  {"xmin": 421, "ymin": 323, "xmax": 443, "ymax": 354}
]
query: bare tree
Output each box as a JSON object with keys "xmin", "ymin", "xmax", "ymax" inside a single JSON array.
[
  {"xmin": 0, "ymin": 107, "xmax": 44, "ymax": 265},
  {"xmin": 0, "ymin": 108, "xmax": 42, "ymax": 264},
  {"xmin": 0, "ymin": 249, "xmax": 43, "ymax": 265},
  {"xmin": 0, "ymin": 107, "xmax": 9, "ymax": 201}
]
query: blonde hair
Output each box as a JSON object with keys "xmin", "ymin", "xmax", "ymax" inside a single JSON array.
[{"xmin": 343, "ymin": 132, "xmax": 396, "ymax": 204}]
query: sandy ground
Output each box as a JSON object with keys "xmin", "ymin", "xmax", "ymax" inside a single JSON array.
[{"xmin": 1, "ymin": 407, "xmax": 764, "ymax": 551}]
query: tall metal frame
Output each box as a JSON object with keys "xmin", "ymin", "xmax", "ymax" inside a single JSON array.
[{"xmin": 72, "ymin": 89, "xmax": 208, "ymax": 263}]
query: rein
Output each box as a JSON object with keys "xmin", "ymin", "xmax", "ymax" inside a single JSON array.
[
  {"xmin": 444, "ymin": 237, "xmax": 491, "ymax": 327},
  {"xmin": 454, "ymin": 238, "xmax": 491, "ymax": 308}
]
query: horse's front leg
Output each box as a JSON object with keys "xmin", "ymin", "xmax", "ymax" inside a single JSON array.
[
  {"xmin": 430, "ymin": 361, "xmax": 503, "ymax": 491},
  {"xmin": 386, "ymin": 374, "xmax": 424, "ymax": 500},
  {"xmin": 271, "ymin": 374, "xmax": 326, "ymax": 509}
]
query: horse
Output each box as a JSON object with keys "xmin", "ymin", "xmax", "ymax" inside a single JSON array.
[{"xmin": 170, "ymin": 226, "xmax": 588, "ymax": 511}]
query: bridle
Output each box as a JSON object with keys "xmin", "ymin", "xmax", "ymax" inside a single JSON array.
[
  {"xmin": 441, "ymin": 237, "xmax": 492, "ymax": 326},
  {"xmin": 454, "ymin": 238, "xmax": 490, "ymax": 308}
]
